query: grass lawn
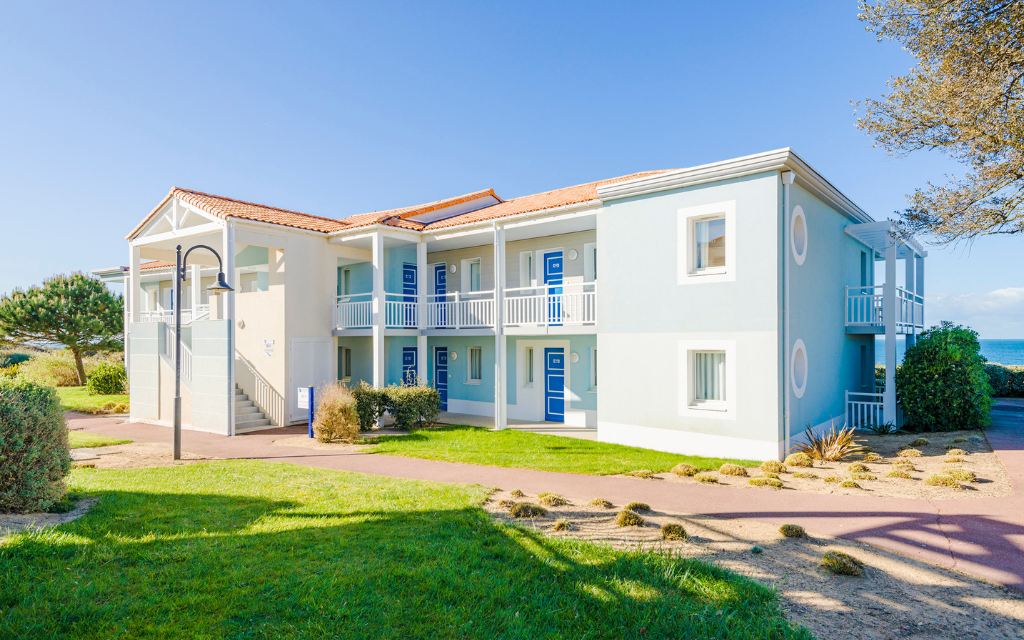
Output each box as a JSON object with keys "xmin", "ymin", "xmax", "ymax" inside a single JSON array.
[
  {"xmin": 55, "ymin": 386, "xmax": 129, "ymax": 414},
  {"xmin": 369, "ymin": 425, "xmax": 761, "ymax": 475},
  {"xmin": 0, "ymin": 461, "xmax": 809, "ymax": 639},
  {"xmin": 67, "ymin": 431, "xmax": 132, "ymax": 449}
]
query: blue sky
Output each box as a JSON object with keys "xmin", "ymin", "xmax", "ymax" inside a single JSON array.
[{"xmin": 2, "ymin": 1, "xmax": 1021, "ymax": 337}]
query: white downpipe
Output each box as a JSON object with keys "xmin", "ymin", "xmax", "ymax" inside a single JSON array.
[
  {"xmin": 224, "ymin": 220, "xmax": 236, "ymax": 436},
  {"xmin": 883, "ymin": 235, "xmax": 898, "ymax": 424},
  {"xmin": 371, "ymin": 232, "xmax": 385, "ymax": 391},
  {"xmin": 493, "ymin": 221, "xmax": 507, "ymax": 430},
  {"xmin": 781, "ymin": 170, "xmax": 795, "ymax": 460}
]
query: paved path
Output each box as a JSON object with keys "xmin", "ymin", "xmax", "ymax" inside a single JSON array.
[{"xmin": 70, "ymin": 400, "xmax": 1024, "ymax": 591}]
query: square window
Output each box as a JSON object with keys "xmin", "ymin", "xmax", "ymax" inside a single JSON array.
[
  {"xmin": 679, "ymin": 340, "xmax": 735, "ymax": 418},
  {"xmin": 693, "ymin": 217, "xmax": 726, "ymax": 272},
  {"xmin": 693, "ymin": 351, "xmax": 725, "ymax": 404},
  {"xmin": 469, "ymin": 347, "xmax": 482, "ymax": 381}
]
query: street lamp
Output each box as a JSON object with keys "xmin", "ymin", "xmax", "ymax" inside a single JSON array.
[{"xmin": 173, "ymin": 244, "xmax": 233, "ymax": 460}]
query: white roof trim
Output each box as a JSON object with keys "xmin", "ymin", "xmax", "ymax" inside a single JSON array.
[{"xmin": 596, "ymin": 148, "xmax": 874, "ymax": 225}]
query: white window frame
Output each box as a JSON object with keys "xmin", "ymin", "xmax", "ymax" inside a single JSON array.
[
  {"xmin": 524, "ymin": 346, "xmax": 534, "ymax": 387},
  {"xmin": 162, "ymin": 287, "xmax": 173, "ymax": 311},
  {"xmin": 339, "ymin": 346, "xmax": 352, "ymax": 382},
  {"xmin": 460, "ymin": 258, "xmax": 482, "ymax": 293},
  {"xmin": 588, "ymin": 347, "xmax": 598, "ymax": 391},
  {"xmin": 678, "ymin": 339, "xmax": 737, "ymax": 419},
  {"xmin": 466, "ymin": 346, "xmax": 483, "ymax": 384},
  {"xmin": 519, "ymin": 252, "xmax": 534, "ymax": 288},
  {"xmin": 677, "ymin": 200, "xmax": 736, "ymax": 285},
  {"xmin": 583, "ymin": 242, "xmax": 597, "ymax": 283},
  {"xmin": 340, "ymin": 267, "xmax": 352, "ymax": 299}
]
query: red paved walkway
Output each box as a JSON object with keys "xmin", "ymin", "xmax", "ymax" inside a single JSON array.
[{"xmin": 70, "ymin": 400, "xmax": 1024, "ymax": 591}]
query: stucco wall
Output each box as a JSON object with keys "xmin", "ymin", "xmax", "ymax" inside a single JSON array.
[
  {"xmin": 128, "ymin": 322, "xmax": 160, "ymax": 421},
  {"xmin": 190, "ymin": 319, "xmax": 232, "ymax": 434}
]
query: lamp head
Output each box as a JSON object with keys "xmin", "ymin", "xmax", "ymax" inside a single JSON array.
[{"xmin": 207, "ymin": 272, "xmax": 234, "ymax": 295}]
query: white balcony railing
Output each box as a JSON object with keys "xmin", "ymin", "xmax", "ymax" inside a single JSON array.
[
  {"xmin": 846, "ymin": 390, "xmax": 884, "ymax": 428},
  {"xmin": 845, "ymin": 285, "xmax": 923, "ymax": 333},
  {"xmin": 386, "ymin": 293, "xmax": 420, "ymax": 329},
  {"xmin": 505, "ymin": 282, "xmax": 597, "ymax": 328},
  {"xmin": 139, "ymin": 304, "xmax": 210, "ymax": 325},
  {"xmin": 424, "ymin": 291, "xmax": 495, "ymax": 329},
  {"xmin": 334, "ymin": 293, "xmax": 373, "ymax": 329}
]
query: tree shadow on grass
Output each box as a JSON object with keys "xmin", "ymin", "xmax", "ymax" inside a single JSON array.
[{"xmin": 0, "ymin": 488, "xmax": 811, "ymax": 640}]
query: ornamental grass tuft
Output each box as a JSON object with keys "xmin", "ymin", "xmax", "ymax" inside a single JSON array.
[
  {"xmin": 759, "ymin": 472, "xmax": 780, "ymax": 480},
  {"xmin": 909, "ymin": 437, "xmax": 929, "ymax": 447},
  {"xmin": 840, "ymin": 480, "xmax": 861, "ymax": 489},
  {"xmin": 952, "ymin": 437, "xmax": 968, "ymax": 443},
  {"xmin": 784, "ymin": 452, "xmax": 814, "ymax": 468},
  {"xmin": 625, "ymin": 469, "xmax": 655, "ymax": 479},
  {"xmin": 694, "ymin": 473, "xmax": 719, "ymax": 484},
  {"xmin": 945, "ymin": 456, "xmax": 966, "ymax": 463},
  {"xmin": 671, "ymin": 463, "xmax": 699, "ymax": 477},
  {"xmin": 624, "ymin": 501, "xmax": 650, "ymax": 512},
  {"xmin": 897, "ymin": 448, "xmax": 922, "ymax": 458},
  {"xmin": 821, "ymin": 551, "xmax": 864, "ymax": 576},
  {"xmin": 498, "ymin": 499, "xmax": 516, "ymax": 509},
  {"xmin": 615, "ymin": 509, "xmax": 645, "ymax": 527},
  {"xmin": 924, "ymin": 474, "xmax": 961, "ymax": 489},
  {"xmin": 538, "ymin": 493, "xmax": 567, "ymax": 507},
  {"xmin": 823, "ymin": 475, "xmax": 842, "ymax": 483},
  {"xmin": 862, "ymin": 452, "xmax": 884, "ymax": 463},
  {"xmin": 791, "ymin": 421, "xmax": 867, "ymax": 461},
  {"xmin": 661, "ymin": 522, "xmax": 687, "ymax": 541},
  {"xmin": 718, "ymin": 464, "xmax": 748, "ymax": 477},
  {"xmin": 886, "ymin": 470, "xmax": 912, "ymax": 479},
  {"xmin": 509, "ymin": 502, "xmax": 548, "ymax": 518},
  {"xmin": 945, "ymin": 448, "xmax": 968, "ymax": 457},
  {"xmin": 779, "ymin": 524, "xmax": 805, "ymax": 538},
  {"xmin": 589, "ymin": 497, "xmax": 613, "ymax": 509},
  {"xmin": 748, "ymin": 477, "xmax": 783, "ymax": 489},
  {"xmin": 945, "ymin": 468, "xmax": 977, "ymax": 483},
  {"xmin": 847, "ymin": 463, "xmax": 870, "ymax": 473},
  {"xmin": 895, "ymin": 462, "xmax": 917, "ymax": 472},
  {"xmin": 510, "ymin": 489, "xmax": 525, "ymax": 498},
  {"xmin": 851, "ymin": 473, "xmax": 877, "ymax": 481},
  {"xmin": 552, "ymin": 518, "xmax": 570, "ymax": 532},
  {"xmin": 760, "ymin": 460, "xmax": 786, "ymax": 474},
  {"xmin": 792, "ymin": 472, "xmax": 819, "ymax": 479}
]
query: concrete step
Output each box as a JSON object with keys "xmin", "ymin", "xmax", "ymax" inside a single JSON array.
[
  {"xmin": 235, "ymin": 404, "xmax": 260, "ymax": 415},
  {"xmin": 235, "ymin": 415, "xmax": 269, "ymax": 428},
  {"xmin": 235, "ymin": 411, "xmax": 267, "ymax": 424},
  {"xmin": 235, "ymin": 420, "xmax": 273, "ymax": 434},
  {"xmin": 235, "ymin": 399, "xmax": 254, "ymax": 409}
]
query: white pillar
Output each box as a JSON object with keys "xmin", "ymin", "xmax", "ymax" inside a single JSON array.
[
  {"xmin": 883, "ymin": 234, "xmax": 897, "ymax": 425},
  {"xmin": 416, "ymin": 241, "xmax": 428, "ymax": 385},
  {"xmin": 493, "ymin": 222, "xmax": 507, "ymax": 430},
  {"xmin": 129, "ymin": 244, "xmax": 141, "ymax": 323},
  {"xmin": 371, "ymin": 232, "xmax": 386, "ymax": 389},
  {"xmin": 904, "ymin": 249, "xmax": 917, "ymax": 349},
  {"xmin": 224, "ymin": 221, "xmax": 236, "ymax": 435},
  {"xmin": 191, "ymin": 264, "xmax": 201, "ymax": 315},
  {"xmin": 916, "ymin": 254, "xmax": 925, "ymax": 331}
]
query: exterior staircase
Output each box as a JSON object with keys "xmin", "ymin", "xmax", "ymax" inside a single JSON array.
[{"xmin": 235, "ymin": 385, "xmax": 272, "ymax": 433}]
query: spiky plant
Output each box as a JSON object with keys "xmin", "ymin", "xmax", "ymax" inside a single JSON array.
[{"xmin": 791, "ymin": 421, "xmax": 867, "ymax": 462}]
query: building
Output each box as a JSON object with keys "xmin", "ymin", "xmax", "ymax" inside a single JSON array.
[{"xmin": 94, "ymin": 148, "xmax": 926, "ymax": 461}]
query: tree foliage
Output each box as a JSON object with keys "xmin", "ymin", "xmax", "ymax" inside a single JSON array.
[
  {"xmin": 0, "ymin": 273, "xmax": 123, "ymax": 386},
  {"xmin": 857, "ymin": 0, "xmax": 1024, "ymax": 243}
]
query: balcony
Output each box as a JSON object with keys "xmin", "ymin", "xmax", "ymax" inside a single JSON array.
[
  {"xmin": 845, "ymin": 390, "xmax": 884, "ymax": 428},
  {"xmin": 138, "ymin": 304, "xmax": 211, "ymax": 325},
  {"xmin": 845, "ymin": 285, "xmax": 923, "ymax": 334},
  {"xmin": 332, "ymin": 283, "xmax": 597, "ymax": 332}
]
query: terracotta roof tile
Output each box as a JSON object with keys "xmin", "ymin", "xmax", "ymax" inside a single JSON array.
[{"xmin": 140, "ymin": 260, "xmax": 174, "ymax": 271}]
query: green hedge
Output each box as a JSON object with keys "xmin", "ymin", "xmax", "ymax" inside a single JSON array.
[
  {"xmin": 895, "ymin": 322, "xmax": 992, "ymax": 431},
  {"xmin": 352, "ymin": 382, "xmax": 389, "ymax": 431},
  {"xmin": 985, "ymin": 363, "xmax": 1024, "ymax": 398},
  {"xmin": 86, "ymin": 361, "xmax": 127, "ymax": 395},
  {"xmin": 351, "ymin": 381, "xmax": 441, "ymax": 431},
  {"xmin": 0, "ymin": 378, "xmax": 71, "ymax": 513}
]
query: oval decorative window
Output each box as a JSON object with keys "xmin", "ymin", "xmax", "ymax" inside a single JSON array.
[
  {"xmin": 791, "ymin": 339, "xmax": 808, "ymax": 398},
  {"xmin": 791, "ymin": 206, "xmax": 808, "ymax": 265}
]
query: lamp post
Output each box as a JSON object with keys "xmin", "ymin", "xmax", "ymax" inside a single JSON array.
[{"xmin": 174, "ymin": 244, "xmax": 233, "ymax": 460}]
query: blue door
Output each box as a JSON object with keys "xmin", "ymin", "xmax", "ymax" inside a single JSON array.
[
  {"xmin": 544, "ymin": 251, "xmax": 563, "ymax": 325},
  {"xmin": 433, "ymin": 264, "xmax": 447, "ymax": 327},
  {"xmin": 434, "ymin": 347, "xmax": 448, "ymax": 410},
  {"xmin": 544, "ymin": 348, "xmax": 564, "ymax": 422},
  {"xmin": 402, "ymin": 346, "xmax": 417, "ymax": 384},
  {"xmin": 403, "ymin": 263, "xmax": 417, "ymax": 326}
]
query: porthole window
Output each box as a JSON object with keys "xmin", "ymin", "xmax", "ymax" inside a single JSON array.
[
  {"xmin": 791, "ymin": 339, "xmax": 808, "ymax": 398},
  {"xmin": 791, "ymin": 206, "xmax": 807, "ymax": 265}
]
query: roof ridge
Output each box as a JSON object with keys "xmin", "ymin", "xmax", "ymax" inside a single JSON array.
[
  {"xmin": 501, "ymin": 169, "xmax": 674, "ymax": 203},
  {"xmin": 173, "ymin": 187, "xmax": 348, "ymax": 226}
]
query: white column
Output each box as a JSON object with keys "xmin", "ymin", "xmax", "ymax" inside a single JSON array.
[
  {"xmin": 904, "ymin": 249, "xmax": 916, "ymax": 349},
  {"xmin": 129, "ymin": 244, "xmax": 141, "ymax": 323},
  {"xmin": 493, "ymin": 222, "xmax": 507, "ymax": 430},
  {"xmin": 224, "ymin": 221, "xmax": 236, "ymax": 436},
  {"xmin": 416, "ymin": 241, "xmax": 428, "ymax": 385},
  {"xmin": 916, "ymin": 254, "xmax": 925, "ymax": 330},
  {"xmin": 883, "ymin": 234, "xmax": 897, "ymax": 424},
  {"xmin": 191, "ymin": 264, "xmax": 201, "ymax": 316},
  {"xmin": 371, "ymin": 232, "xmax": 386, "ymax": 389}
]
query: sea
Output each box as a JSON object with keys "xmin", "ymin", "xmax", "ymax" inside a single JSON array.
[{"xmin": 876, "ymin": 338, "xmax": 1024, "ymax": 366}]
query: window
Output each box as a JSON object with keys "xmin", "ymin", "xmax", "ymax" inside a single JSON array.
[
  {"xmin": 678, "ymin": 340, "xmax": 736, "ymax": 418},
  {"xmin": 584, "ymin": 242, "xmax": 597, "ymax": 282},
  {"xmin": 339, "ymin": 347, "xmax": 352, "ymax": 381},
  {"xmin": 693, "ymin": 217, "xmax": 726, "ymax": 272},
  {"xmin": 525, "ymin": 347, "xmax": 534, "ymax": 385},
  {"xmin": 693, "ymin": 351, "xmax": 725, "ymax": 405},
  {"xmin": 469, "ymin": 347, "xmax": 483, "ymax": 383},
  {"xmin": 340, "ymin": 267, "xmax": 352, "ymax": 298},
  {"xmin": 519, "ymin": 252, "xmax": 534, "ymax": 287},
  {"xmin": 677, "ymin": 200, "xmax": 736, "ymax": 285},
  {"xmin": 470, "ymin": 260, "xmax": 481, "ymax": 292},
  {"xmin": 589, "ymin": 347, "xmax": 598, "ymax": 390}
]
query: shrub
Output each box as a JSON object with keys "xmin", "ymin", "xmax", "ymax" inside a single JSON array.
[
  {"xmin": 851, "ymin": 473, "xmax": 877, "ymax": 481},
  {"xmin": 0, "ymin": 353, "xmax": 30, "ymax": 368},
  {"xmin": 312, "ymin": 382, "xmax": 360, "ymax": 443},
  {"xmin": 984, "ymin": 363, "xmax": 1024, "ymax": 398},
  {"xmin": 896, "ymin": 322, "xmax": 992, "ymax": 431},
  {"xmin": 792, "ymin": 421, "xmax": 867, "ymax": 461},
  {"xmin": 945, "ymin": 468, "xmax": 977, "ymax": 483},
  {"xmin": 661, "ymin": 522, "xmax": 687, "ymax": 541},
  {"xmin": 0, "ymin": 378, "xmax": 70, "ymax": 513},
  {"xmin": 792, "ymin": 472, "xmax": 818, "ymax": 479},
  {"xmin": 840, "ymin": 480, "xmax": 861, "ymax": 489},
  {"xmin": 924, "ymin": 474, "xmax": 962, "ymax": 488},
  {"xmin": 862, "ymin": 453, "xmax": 884, "ymax": 463},
  {"xmin": 945, "ymin": 448, "xmax": 967, "ymax": 456},
  {"xmin": 552, "ymin": 518, "xmax": 570, "ymax": 531},
  {"xmin": 821, "ymin": 551, "xmax": 864, "ymax": 576},
  {"xmin": 886, "ymin": 470, "xmax": 912, "ymax": 479},
  {"xmin": 625, "ymin": 469, "xmax": 654, "ymax": 479},
  {"xmin": 0, "ymin": 363, "xmax": 22, "ymax": 379},
  {"xmin": 671, "ymin": 463, "xmax": 699, "ymax": 477},
  {"xmin": 113, "ymin": 403, "xmax": 128, "ymax": 413},
  {"xmin": 784, "ymin": 452, "xmax": 814, "ymax": 468},
  {"xmin": 351, "ymin": 382, "xmax": 388, "ymax": 431},
  {"xmin": 862, "ymin": 420, "xmax": 899, "ymax": 435},
  {"xmin": 538, "ymin": 492, "xmax": 567, "ymax": 507},
  {"xmin": 749, "ymin": 477, "xmax": 783, "ymax": 489},
  {"xmin": 589, "ymin": 497, "xmax": 613, "ymax": 509},
  {"xmin": 823, "ymin": 475, "xmax": 842, "ymax": 483},
  {"xmin": 509, "ymin": 502, "xmax": 547, "ymax": 518},
  {"xmin": 383, "ymin": 382, "xmax": 441, "ymax": 430},
  {"xmin": 718, "ymin": 464, "xmax": 747, "ymax": 477},
  {"xmin": 779, "ymin": 524, "xmax": 805, "ymax": 538},
  {"xmin": 510, "ymin": 489, "xmax": 525, "ymax": 498},
  {"xmin": 694, "ymin": 473, "xmax": 718, "ymax": 484},
  {"xmin": 847, "ymin": 463, "xmax": 870, "ymax": 473},
  {"xmin": 615, "ymin": 509, "xmax": 644, "ymax": 527},
  {"xmin": 624, "ymin": 501, "xmax": 650, "ymax": 512},
  {"xmin": 19, "ymin": 349, "xmax": 81, "ymax": 387},
  {"xmin": 945, "ymin": 456, "xmax": 966, "ymax": 463},
  {"xmin": 897, "ymin": 448, "xmax": 922, "ymax": 458},
  {"xmin": 86, "ymin": 361, "xmax": 126, "ymax": 395},
  {"xmin": 761, "ymin": 460, "xmax": 786, "ymax": 474}
]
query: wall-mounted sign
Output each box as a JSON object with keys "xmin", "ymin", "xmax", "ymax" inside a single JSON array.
[{"xmin": 263, "ymin": 339, "xmax": 275, "ymax": 357}]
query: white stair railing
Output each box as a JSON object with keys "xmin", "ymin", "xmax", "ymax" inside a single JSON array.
[
  {"xmin": 235, "ymin": 350, "xmax": 285, "ymax": 428},
  {"xmin": 846, "ymin": 390, "xmax": 884, "ymax": 428}
]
